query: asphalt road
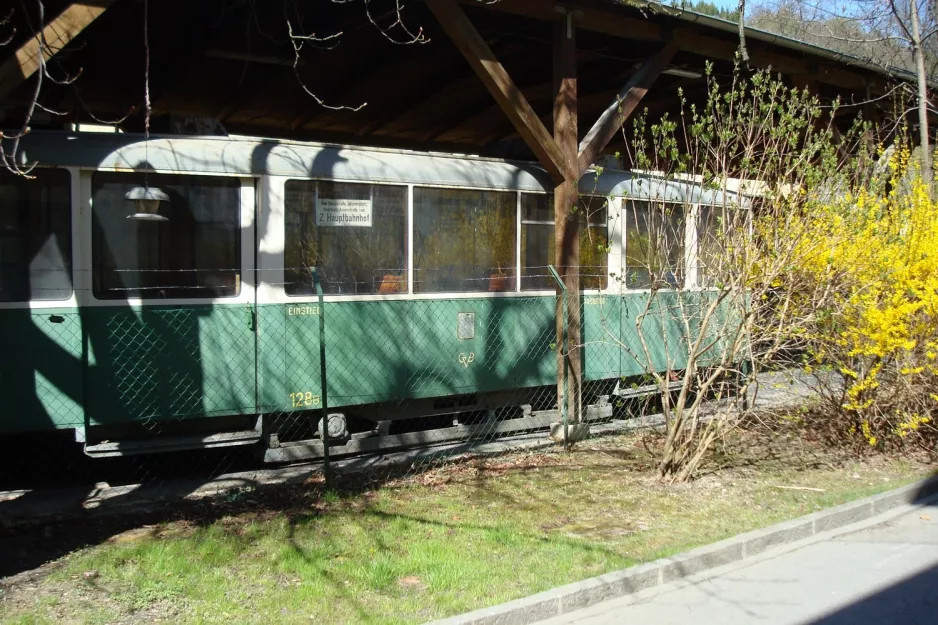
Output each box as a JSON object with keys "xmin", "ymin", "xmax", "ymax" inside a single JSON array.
[{"xmin": 537, "ymin": 502, "xmax": 938, "ymax": 625}]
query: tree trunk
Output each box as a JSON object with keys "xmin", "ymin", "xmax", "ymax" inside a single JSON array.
[
  {"xmin": 737, "ymin": 0, "xmax": 749, "ymax": 63},
  {"xmin": 911, "ymin": 0, "xmax": 932, "ymax": 183}
]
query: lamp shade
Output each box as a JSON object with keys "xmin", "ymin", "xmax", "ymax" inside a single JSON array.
[{"xmin": 126, "ymin": 186, "xmax": 170, "ymax": 221}]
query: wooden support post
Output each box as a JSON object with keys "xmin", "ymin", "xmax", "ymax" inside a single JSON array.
[
  {"xmin": 553, "ymin": 11, "xmax": 581, "ymax": 423},
  {"xmin": 0, "ymin": 1, "xmax": 116, "ymax": 101},
  {"xmin": 427, "ymin": 0, "xmax": 586, "ymax": 420},
  {"xmin": 576, "ymin": 43, "xmax": 676, "ymax": 177},
  {"xmin": 425, "ymin": 0, "xmax": 574, "ymax": 182}
]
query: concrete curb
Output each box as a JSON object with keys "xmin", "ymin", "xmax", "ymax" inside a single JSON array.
[{"xmin": 428, "ymin": 475, "xmax": 938, "ymax": 625}]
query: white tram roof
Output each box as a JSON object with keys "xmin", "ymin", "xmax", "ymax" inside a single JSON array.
[{"xmin": 16, "ymin": 131, "xmax": 742, "ymax": 206}]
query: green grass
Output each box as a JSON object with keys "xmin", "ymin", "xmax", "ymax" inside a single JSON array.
[{"xmin": 1, "ymin": 430, "xmax": 933, "ymax": 624}]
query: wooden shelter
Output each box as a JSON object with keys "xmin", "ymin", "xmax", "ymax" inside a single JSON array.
[{"xmin": 0, "ymin": 0, "xmax": 912, "ymax": 418}]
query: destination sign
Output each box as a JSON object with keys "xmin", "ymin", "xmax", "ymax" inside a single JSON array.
[{"xmin": 317, "ymin": 198, "xmax": 373, "ymax": 227}]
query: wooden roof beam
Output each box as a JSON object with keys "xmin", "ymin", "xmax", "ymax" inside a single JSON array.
[
  {"xmin": 427, "ymin": 0, "xmax": 574, "ymax": 182},
  {"xmin": 676, "ymin": 30, "xmax": 878, "ymax": 91},
  {"xmin": 460, "ymin": 0, "xmax": 879, "ymax": 91},
  {"xmin": 374, "ymin": 39, "xmax": 535, "ymax": 140},
  {"xmin": 0, "ymin": 1, "xmax": 116, "ymax": 101},
  {"xmin": 461, "ymin": 0, "xmax": 662, "ymax": 40},
  {"xmin": 415, "ymin": 75, "xmax": 498, "ymax": 141},
  {"xmin": 576, "ymin": 43, "xmax": 676, "ymax": 177}
]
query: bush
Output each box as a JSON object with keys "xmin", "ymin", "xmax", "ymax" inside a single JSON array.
[{"xmin": 789, "ymin": 146, "xmax": 938, "ymax": 449}]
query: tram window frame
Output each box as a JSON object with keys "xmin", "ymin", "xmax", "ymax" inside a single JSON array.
[
  {"xmin": 623, "ymin": 200, "xmax": 686, "ymax": 290},
  {"xmin": 91, "ymin": 172, "xmax": 242, "ymax": 300},
  {"xmin": 283, "ymin": 180, "xmax": 408, "ymax": 296},
  {"xmin": 696, "ymin": 203, "xmax": 751, "ymax": 287},
  {"xmin": 0, "ymin": 167, "xmax": 73, "ymax": 303},
  {"xmin": 519, "ymin": 193, "xmax": 609, "ymax": 291},
  {"xmin": 412, "ymin": 186, "xmax": 517, "ymax": 294}
]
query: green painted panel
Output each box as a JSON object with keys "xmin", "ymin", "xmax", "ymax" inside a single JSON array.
[
  {"xmin": 619, "ymin": 293, "xmax": 691, "ymax": 375},
  {"xmin": 616, "ymin": 295, "xmax": 648, "ymax": 378},
  {"xmin": 581, "ymin": 292, "xmax": 718, "ymax": 382},
  {"xmin": 83, "ymin": 304, "xmax": 255, "ymax": 426},
  {"xmin": 693, "ymin": 291, "xmax": 745, "ymax": 367},
  {"xmin": 326, "ymin": 297, "xmax": 557, "ymax": 406},
  {"xmin": 581, "ymin": 295, "xmax": 623, "ymax": 382},
  {"xmin": 0, "ymin": 307, "xmax": 84, "ymax": 433},
  {"xmin": 257, "ymin": 293, "xmax": 726, "ymax": 415},
  {"xmin": 256, "ymin": 291, "xmax": 737, "ymax": 418},
  {"xmin": 1, "ymin": 293, "xmax": 728, "ymax": 435},
  {"xmin": 257, "ymin": 302, "xmax": 322, "ymax": 413},
  {"xmin": 258, "ymin": 297, "xmax": 558, "ymax": 413},
  {"xmin": 615, "ymin": 291, "xmax": 742, "ymax": 376}
]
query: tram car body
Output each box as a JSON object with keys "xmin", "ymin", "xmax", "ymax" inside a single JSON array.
[{"xmin": 0, "ymin": 132, "xmax": 736, "ymax": 460}]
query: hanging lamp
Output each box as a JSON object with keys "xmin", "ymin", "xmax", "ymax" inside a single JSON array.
[
  {"xmin": 126, "ymin": 0, "xmax": 168, "ymax": 222},
  {"xmin": 126, "ymin": 185, "xmax": 169, "ymax": 221}
]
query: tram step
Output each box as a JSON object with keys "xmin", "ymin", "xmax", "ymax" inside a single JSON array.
[
  {"xmin": 612, "ymin": 380, "xmax": 683, "ymax": 399},
  {"xmin": 265, "ymin": 400, "xmax": 614, "ymax": 463},
  {"xmin": 83, "ymin": 428, "xmax": 263, "ymax": 458}
]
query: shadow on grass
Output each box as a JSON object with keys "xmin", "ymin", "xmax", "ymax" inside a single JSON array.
[
  {"xmin": 0, "ymin": 426, "xmax": 908, "ymax": 585},
  {"xmin": 281, "ymin": 516, "xmax": 375, "ymax": 623},
  {"xmin": 0, "ymin": 442, "xmax": 635, "ymax": 581}
]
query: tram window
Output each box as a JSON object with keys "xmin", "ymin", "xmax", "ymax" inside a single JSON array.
[
  {"xmin": 520, "ymin": 193, "xmax": 608, "ymax": 291},
  {"xmin": 697, "ymin": 205, "xmax": 750, "ymax": 286},
  {"xmin": 413, "ymin": 187, "xmax": 516, "ymax": 294},
  {"xmin": 623, "ymin": 200, "xmax": 686, "ymax": 289},
  {"xmin": 0, "ymin": 168, "xmax": 72, "ymax": 302},
  {"xmin": 284, "ymin": 181, "xmax": 407, "ymax": 295},
  {"xmin": 91, "ymin": 173, "xmax": 241, "ymax": 299}
]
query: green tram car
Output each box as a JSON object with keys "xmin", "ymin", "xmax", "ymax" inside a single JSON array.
[{"xmin": 0, "ymin": 132, "xmax": 734, "ymax": 462}]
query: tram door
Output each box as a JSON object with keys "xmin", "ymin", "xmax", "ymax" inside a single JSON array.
[
  {"xmin": 81, "ymin": 173, "xmax": 258, "ymax": 428},
  {"xmin": 254, "ymin": 176, "xmax": 324, "ymax": 420}
]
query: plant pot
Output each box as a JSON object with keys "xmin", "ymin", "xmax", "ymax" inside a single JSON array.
[
  {"xmin": 378, "ymin": 274, "xmax": 405, "ymax": 294},
  {"xmin": 488, "ymin": 272, "xmax": 510, "ymax": 292}
]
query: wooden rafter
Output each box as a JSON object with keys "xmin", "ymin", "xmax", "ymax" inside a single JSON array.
[
  {"xmin": 433, "ymin": 80, "xmax": 554, "ymax": 143},
  {"xmin": 0, "ymin": 1, "xmax": 116, "ymax": 101},
  {"xmin": 287, "ymin": 32, "xmax": 394, "ymax": 131},
  {"xmin": 354, "ymin": 52, "xmax": 465, "ymax": 137},
  {"xmin": 385, "ymin": 40, "xmax": 535, "ymax": 141},
  {"xmin": 355, "ymin": 71, "xmax": 455, "ymax": 136},
  {"xmin": 426, "ymin": 0, "xmax": 574, "ymax": 182},
  {"xmin": 415, "ymin": 74, "xmax": 496, "ymax": 141},
  {"xmin": 215, "ymin": 68, "xmax": 287, "ymax": 123},
  {"xmin": 576, "ymin": 43, "xmax": 676, "ymax": 177}
]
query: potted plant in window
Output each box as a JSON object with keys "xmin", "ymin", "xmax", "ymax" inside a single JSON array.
[
  {"xmin": 488, "ymin": 263, "xmax": 510, "ymax": 292},
  {"xmin": 378, "ymin": 272, "xmax": 405, "ymax": 294}
]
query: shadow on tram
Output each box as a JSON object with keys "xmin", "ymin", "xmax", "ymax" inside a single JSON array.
[{"xmin": 0, "ymin": 139, "xmax": 563, "ymax": 581}]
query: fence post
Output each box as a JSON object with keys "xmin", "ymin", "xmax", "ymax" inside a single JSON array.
[
  {"xmin": 548, "ymin": 265, "xmax": 570, "ymax": 451},
  {"xmin": 310, "ymin": 267, "xmax": 331, "ymax": 488}
]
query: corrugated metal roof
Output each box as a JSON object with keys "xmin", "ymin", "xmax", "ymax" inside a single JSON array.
[{"xmin": 613, "ymin": 1, "xmax": 918, "ymax": 83}]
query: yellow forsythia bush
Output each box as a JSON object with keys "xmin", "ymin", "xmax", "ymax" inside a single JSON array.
[{"xmin": 792, "ymin": 146, "xmax": 938, "ymax": 448}]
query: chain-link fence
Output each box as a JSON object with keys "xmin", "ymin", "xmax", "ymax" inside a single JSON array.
[
  {"xmin": 0, "ymin": 263, "xmax": 751, "ymax": 523},
  {"xmin": 262, "ymin": 265, "xmax": 606, "ymax": 485},
  {"xmin": 253, "ymin": 264, "xmax": 714, "ymax": 487}
]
